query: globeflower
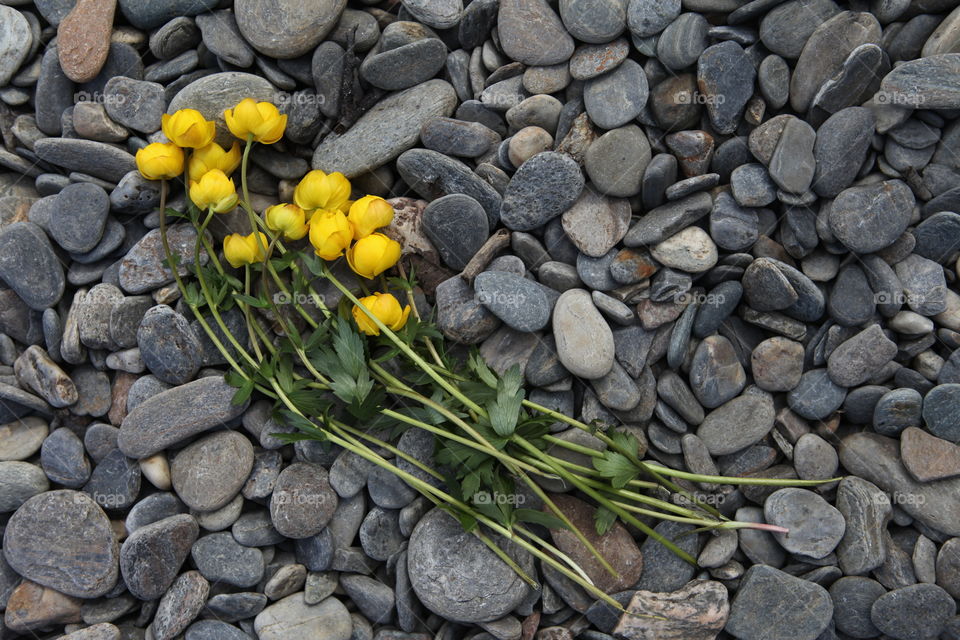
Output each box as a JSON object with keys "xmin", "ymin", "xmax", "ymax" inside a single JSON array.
[
  {"xmin": 347, "ymin": 233, "xmax": 401, "ymax": 279},
  {"xmin": 223, "ymin": 232, "xmax": 268, "ymax": 268},
  {"xmin": 135, "ymin": 142, "xmax": 184, "ymax": 180},
  {"xmin": 353, "ymin": 292, "xmax": 411, "ymax": 336},
  {"xmin": 161, "ymin": 109, "xmax": 216, "ymax": 149},
  {"xmin": 348, "ymin": 195, "xmax": 394, "ymax": 240},
  {"xmin": 188, "ymin": 141, "xmax": 242, "ymax": 182},
  {"xmin": 308, "ymin": 209, "xmax": 353, "ymax": 261},
  {"xmin": 294, "ymin": 169, "xmax": 351, "ymax": 213},
  {"xmin": 189, "ymin": 169, "xmax": 238, "ymax": 213},
  {"xmin": 265, "ymin": 203, "xmax": 309, "ymax": 241},
  {"xmin": 224, "ymin": 98, "xmax": 287, "ymax": 144}
]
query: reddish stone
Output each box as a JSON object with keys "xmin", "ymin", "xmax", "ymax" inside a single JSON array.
[{"xmin": 57, "ymin": 0, "xmax": 117, "ymax": 83}]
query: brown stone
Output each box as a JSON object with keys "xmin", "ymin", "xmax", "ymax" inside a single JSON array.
[
  {"xmin": 57, "ymin": 0, "xmax": 117, "ymax": 83},
  {"xmin": 4, "ymin": 580, "xmax": 82, "ymax": 633},
  {"xmin": 901, "ymin": 426, "xmax": 960, "ymax": 482},
  {"xmin": 638, "ymin": 297, "xmax": 686, "ymax": 330},
  {"xmin": 545, "ymin": 494, "xmax": 643, "ymax": 593},
  {"xmin": 555, "ymin": 112, "xmax": 598, "ymax": 164},
  {"xmin": 613, "ymin": 579, "xmax": 729, "ymax": 640},
  {"xmin": 108, "ymin": 371, "xmax": 137, "ymax": 426}
]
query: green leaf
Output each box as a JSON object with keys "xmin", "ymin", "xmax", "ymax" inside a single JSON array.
[
  {"xmin": 332, "ymin": 320, "xmax": 365, "ymax": 379},
  {"xmin": 488, "ymin": 364, "xmax": 524, "ymax": 438},
  {"xmin": 234, "ymin": 293, "xmax": 271, "ymax": 309},
  {"xmin": 468, "ymin": 351, "xmax": 499, "ymax": 389},
  {"xmin": 231, "ymin": 378, "xmax": 254, "ymax": 406},
  {"xmin": 594, "ymin": 506, "xmax": 617, "ymax": 535},
  {"xmin": 276, "ymin": 355, "xmax": 294, "ymax": 394},
  {"xmin": 593, "ymin": 451, "xmax": 639, "ymax": 489},
  {"xmin": 515, "ymin": 508, "xmax": 568, "ymax": 530}
]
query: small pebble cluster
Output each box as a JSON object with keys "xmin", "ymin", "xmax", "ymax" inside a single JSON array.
[{"xmin": 2, "ymin": 0, "xmax": 960, "ymax": 640}]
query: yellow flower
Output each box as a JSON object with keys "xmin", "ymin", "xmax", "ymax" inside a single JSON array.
[
  {"xmin": 294, "ymin": 169, "xmax": 351, "ymax": 213},
  {"xmin": 348, "ymin": 195, "xmax": 395, "ymax": 240},
  {"xmin": 223, "ymin": 232, "xmax": 268, "ymax": 268},
  {"xmin": 188, "ymin": 141, "xmax": 242, "ymax": 182},
  {"xmin": 161, "ymin": 109, "xmax": 216, "ymax": 149},
  {"xmin": 308, "ymin": 209, "xmax": 353, "ymax": 260},
  {"xmin": 189, "ymin": 169, "xmax": 238, "ymax": 213},
  {"xmin": 224, "ymin": 98, "xmax": 287, "ymax": 144},
  {"xmin": 135, "ymin": 142, "xmax": 184, "ymax": 180},
  {"xmin": 353, "ymin": 292, "xmax": 411, "ymax": 336},
  {"xmin": 265, "ymin": 203, "xmax": 309, "ymax": 241},
  {"xmin": 347, "ymin": 232, "xmax": 401, "ymax": 279}
]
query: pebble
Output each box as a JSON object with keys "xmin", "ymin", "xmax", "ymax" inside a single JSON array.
[
  {"xmin": 254, "ymin": 593, "xmax": 352, "ymax": 640},
  {"xmin": 902, "ymin": 427, "xmax": 960, "ymax": 482},
  {"xmin": 828, "ymin": 180, "xmax": 914, "ymax": 254},
  {"xmin": 651, "ymin": 226, "xmax": 717, "ymax": 273},
  {"xmin": 787, "ymin": 369, "xmax": 847, "ymax": 420},
  {"xmin": 922, "ymin": 384, "xmax": 960, "ymax": 441},
  {"xmin": 397, "ymin": 149, "xmax": 503, "ymax": 227},
  {"xmin": 56, "ymin": 0, "xmax": 115, "ymax": 83},
  {"xmin": 422, "ymin": 194, "xmax": 489, "ymax": 271},
  {"xmin": 120, "ymin": 514, "xmax": 198, "ymax": 600},
  {"xmin": 475, "ymin": 271, "xmax": 558, "ymax": 332},
  {"xmin": 0, "ymin": 222, "xmax": 65, "ymax": 311},
  {"xmin": 584, "ymin": 125, "xmax": 650, "ymax": 198},
  {"xmin": 896, "ymin": 254, "xmax": 948, "ymax": 316},
  {"xmin": 0, "ymin": 6, "xmax": 32, "ymax": 87},
  {"xmin": 569, "ymin": 38, "xmax": 629, "ymax": 81},
  {"xmin": 689, "ymin": 335, "xmax": 746, "ymax": 408},
  {"xmin": 583, "ymin": 59, "xmax": 648, "ymax": 130},
  {"xmin": 192, "ymin": 532, "xmax": 264, "ymax": 588},
  {"xmin": 627, "ymin": 0, "xmax": 680, "ymax": 37},
  {"xmin": 0, "ymin": 461, "xmax": 48, "ymax": 512},
  {"xmin": 118, "ymin": 375, "xmax": 249, "ymax": 458},
  {"xmin": 361, "ymin": 38, "xmax": 447, "ymax": 91},
  {"xmin": 270, "ymin": 462, "xmax": 338, "ymax": 539},
  {"xmin": 767, "ymin": 117, "xmax": 816, "ymax": 195},
  {"xmin": 500, "ymin": 151, "xmax": 584, "ymax": 231},
  {"xmin": 879, "ymin": 53, "xmax": 960, "ymax": 109},
  {"xmin": 0, "ymin": 417, "xmax": 47, "ymax": 461},
  {"xmin": 696, "ymin": 392, "xmax": 775, "ymax": 455},
  {"xmin": 33, "ymin": 138, "xmax": 136, "ymax": 183},
  {"xmin": 656, "ymin": 13, "xmax": 709, "ymax": 71},
  {"xmin": 508, "ymin": 126, "xmax": 554, "ymax": 167},
  {"xmin": 561, "ymin": 187, "xmax": 631, "ymax": 258},
  {"xmin": 726, "ymin": 564, "xmax": 833, "ymax": 640},
  {"xmin": 137, "ymin": 305, "xmax": 202, "ymax": 385},
  {"xmin": 420, "ymin": 118, "xmax": 500, "ymax": 158},
  {"xmin": 3, "ymin": 490, "xmax": 118, "ymax": 598},
  {"xmin": 870, "ymin": 583, "xmax": 956, "ymax": 640},
  {"xmin": 408, "ymin": 508, "xmax": 532, "ymax": 623},
  {"xmin": 697, "ymin": 41, "xmax": 755, "ymax": 134},
  {"xmin": 765, "ymin": 488, "xmax": 846, "ymax": 558},
  {"xmin": 171, "ymin": 431, "xmax": 253, "ymax": 512},
  {"xmin": 830, "ymin": 576, "xmax": 886, "ymax": 639},
  {"xmin": 233, "ymin": 0, "xmax": 345, "ymax": 59},
  {"xmin": 314, "ymin": 80, "xmax": 457, "ymax": 178},
  {"xmin": 827, "ymin": 324, "xmax": 898, "ymax": 387},
  {"xmin": 498, "ymin": 0, "xmax": 575, "ymax": 66}
]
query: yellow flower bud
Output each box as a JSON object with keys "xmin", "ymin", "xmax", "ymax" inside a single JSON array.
[
  {"xmin": 347, "ymin": 232, "xmax": 401, "ymax": 279},
  {"xmin": 161, "ymin": 109, "xmax": 216, "ymax": 149},
  {"xmin": 293, "ymin": 169, "xmax": 351, "ymax": 213},
  {"xmin": 223, "ymin": 232, "xmax": 268, "ymax": 269},
  {"xmin": 189, "ymin": 169, "xmax": 238, "ymax": 213},
  {"xmin": 308, "ymin": 209, "xmax": 353, "ymax": 261},
  {"xmin": 135, "ymin": 142, "xmax": 184, "ymax": 180},
  {"xmin": 188, "ymin": 141, "xmax": 242, "ymax": 182},
  {"xmin": 265, "ymin": 203, "xmax": 308, "ymax": 241},
  {"xmin": 352, "ymin": 292, "xmax": 411, "ymax": 336},
  {"xmin": 348, "ymin": 195, "xmax": 395, "ymax": 240},
  {"xmin": 224, "ymin": 98, "xmax": 287, "ymax": 144}
]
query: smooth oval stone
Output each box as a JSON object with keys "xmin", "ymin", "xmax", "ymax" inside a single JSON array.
[
  {"xmin": 561, "ymin": 187, "xmax": 631, "ymax": 258},
  {"xmin": 420, "ymin": 117, "xmax": 500, "ymax": 158},
  {"xmin": 651, "ymin": 226, "xmax": 718, "ymax": 273},
  {"xmin": 234, "ymin": 0, "xmax": 345, "ymax": 58},
  {"xmin": 710, "ymin": 191, "xmax": 759, "ymax": 250},
  {"xmin": 498, "ymin": 0, "xmax": 575, "ymax": 66},
  {"xmin": 827, "ymin": 324, "xmax": 898, "ymax": 387},
  {"xmin": 271, "ymin": 463, "xmax": 338, "ymax": 539},
  {"xmin": 914, "ymin": 212, "xmax": 960, "ymax": 263},
  {"xmin": 0, "ymin": 461, "xmax": 48, "ymax": 512},
  {"xmin": 874, "ymin": 388, "xmax": 922, "ymax": 436},
  {"xmin": 422, "ymin": 194, "xmax": 489, "ymax": 271},
  {"xmin": 627, "ymin": 0, "xmax": 680, "ymax": 37},
  {"xmin": 758, "ymin": 54, "xmax": 790, "ymax": 110},
  {"xmin": 697, "ymin": 41, "xmax": 756, "ymax": 135},
  {"xmin": 812, "ymin": 107, "xmax": 875, "ymax": 197},
  {"xmin": 923, "ymin": 384, "xmax": 960, "ymax": 441},
  {"xmin": 118, "ymin": 0, "xmax": 219, "ymax": 29},
  {"xmin": 657, "ymin": 12, "xmax": 709, "ymax": 71},
  {"xmin": 361, "ymin": 38, "xmax": 447, "ymax": 91},
  {"xmin": 569, "ymin": 38, "xmax": 629, "ymax": 80},
  {"xmin": 396, "ymin": 149, "xmax": 502, "ymax": 228},
  {"xmin": 697, "ymin": 393, "xmax": 775, "ymax": 456},
  {"xmin": 870, "ymin": 584, "xmax": 956, "ymax": 640},
  {"xmin": 474, "ymin": 271, "xmax": 558, "ymax": 332},
  {"xmin": 408, "ymin": 507, "xmax": 533, "ymax": 623},
  {"xmin": 434, "ymin": 276, "xmax": 501, "ymax": 344},
  {"xmin": 118, "ymin": 376, "xmax": 250, "ymax": 458},
  {"xmin": 584, "ymin": 124, "xmax": 651, "ymax": 198},
  {"xmin": 788, "ymin": 369, "xmax": 847, "ymax": 420},
  {"xmin": 689, "ymin": 335, "xmax": 746, "ymax": 408},
  {"xmin": 553, "ymin": 289, "xmax": 616, "ymax": 380},
  {"xmin": 583, "ymin": 58, "xmax": 648, "ymax": 130},
  {"xmin": 33, "ymin": 138, "xmax": 136, "ymax": 184},
  {"xmin": 727, "ymin": 565, "xmax": 833, "ymax": 640},
  {"xmin": 403, "ymin": 0, "xmax": 462, "ymax": 28},
  {"xmin": 0, "ymin": 222, "xmax": 64, "ymax": 311},
  {"xmin": 790, "ymin": 11, "xmax": 881, "ymax": 112},
  {"xmin": 48, "ymin": 182, "xmax": 109, "ymax": 255},
  {"xmin": 3, "ymin": 490, "xmax": 118, "ymax": 598},
  {"xmin": 171, "ymin": 431, "xmax": 253, "ymax": 512},
  {"xmin": 559, "ymin": 0, "xmax": 627, "ymax": 44},
  {"xmin": 0, "ymin": 6, "xmax": 32, "ymax": 87},
  {"xmin": 120, "ymin": 513, "xmax": 199, "ymax": 600},
  {"xmin": 624, "ymin": 191, "xmax": 713, "ymax": 246},
  {"xmin": 768, "ymin": 116, "xmax": 816, "ymax": 194},
  {"xmin": 828, "ymin": 180, "xmax": 914, "ymax": 253},
  {"xmin": 196, "ymin": 10, "xmax": 254, "ymax": 68},
  {"xmin": 137, "ymin": 305, "xmax": 202, "ymax": 385},
  {"xmin": 500, "ymin": 151, "xmax": 584, "ymax": 231},
  {"xmin": 895, "ymin": 254, "xmax": 948, "ymax": 316},
  {"xmin": 765, "ymin": 488, "xmax": 845, "ymax": 558},
  {"xmin": 879, "ymin": 54, "xmax": 960, "ymax": 109},
  {"xmin": 314, "ymin": 80, "xmax": 457, "ymax": 178}
]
